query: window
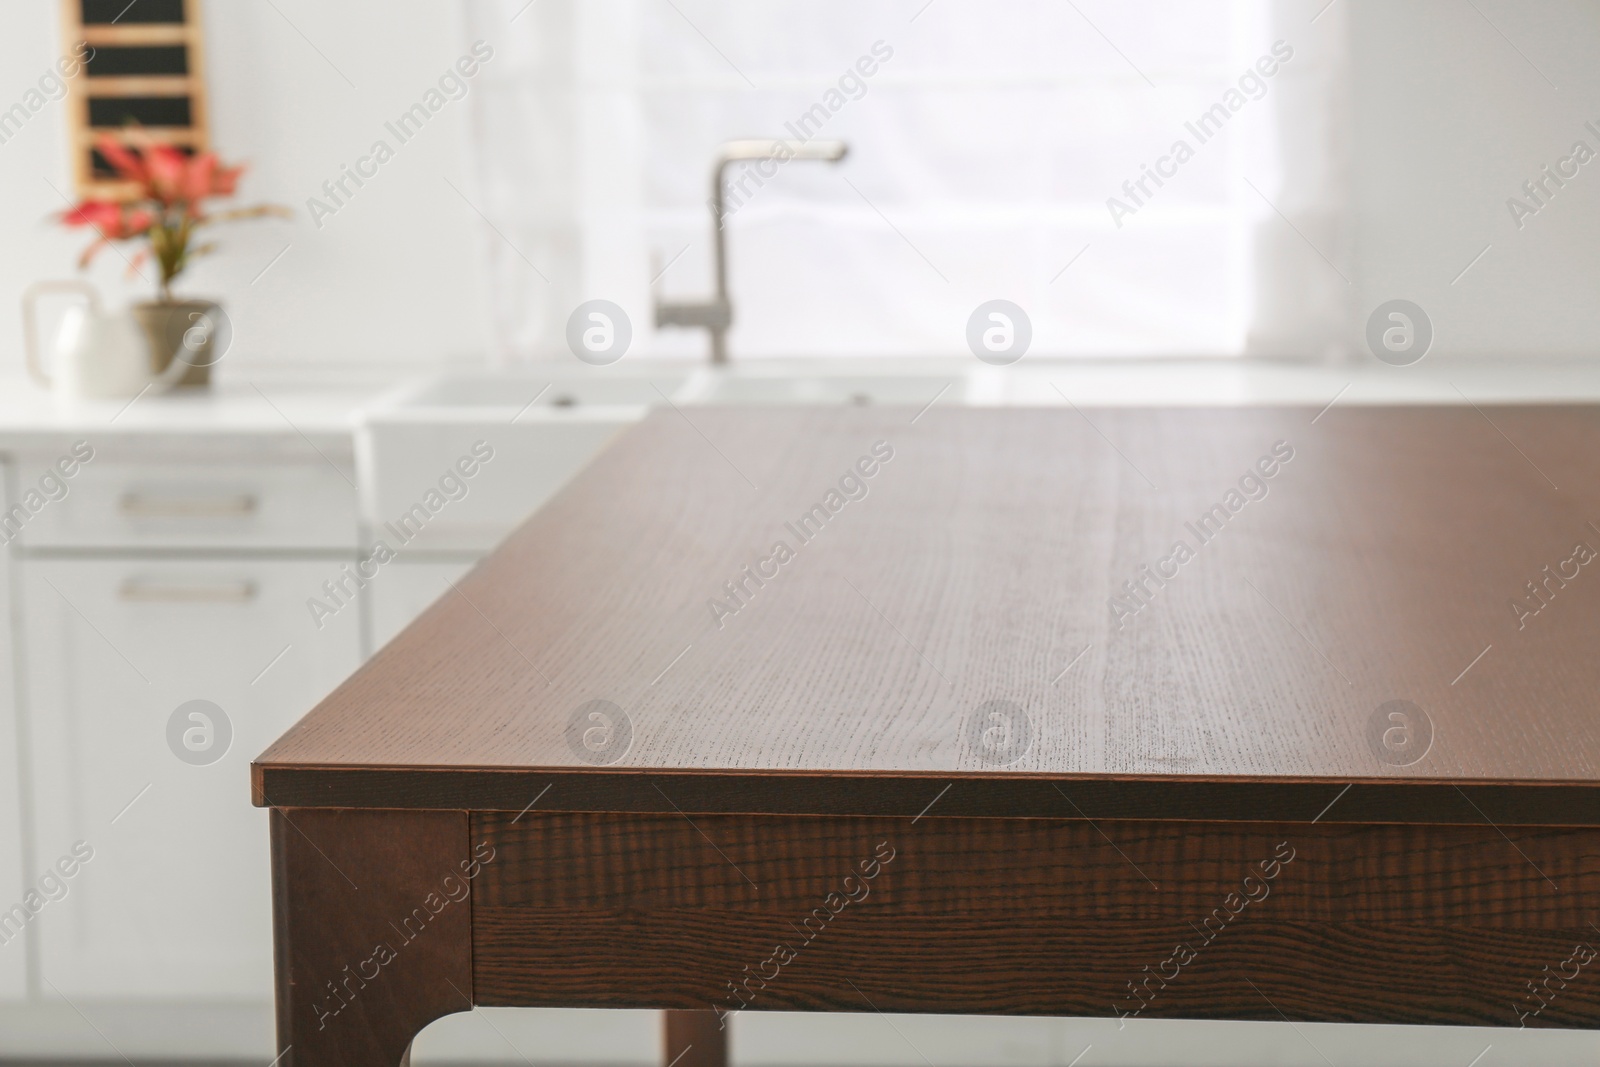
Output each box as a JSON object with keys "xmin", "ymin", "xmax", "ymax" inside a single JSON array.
[{"xmin": 466, "ymin": 0, "xmax": 1348, "ymax": 360}]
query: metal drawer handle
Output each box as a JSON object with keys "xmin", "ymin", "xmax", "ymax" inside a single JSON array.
[
  {"xmin": 119, "ymin": 492, "xmax": 259, "ymax": 519},
  {"xmin": 118, "ymin": 578, "xmax": 258, "ymax": 603}
]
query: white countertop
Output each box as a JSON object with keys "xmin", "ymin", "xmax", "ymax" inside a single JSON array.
[
  {"xmin": 0, "ymin": 377, "xmax": 379, "ymax": 439},
  {"xmin": 3, "ymin": 356, "xmax": 1600, "ymax": 448}
]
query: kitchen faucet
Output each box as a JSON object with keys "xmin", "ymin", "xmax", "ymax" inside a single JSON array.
[{"xmin": 654, "ymin": 138, "xmax": 848, "ymax": 364}]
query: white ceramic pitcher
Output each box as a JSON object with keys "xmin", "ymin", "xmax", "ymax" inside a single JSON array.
[{"xmin": 22, "ymin": 281, "xmax": 191, "ymax": 400}]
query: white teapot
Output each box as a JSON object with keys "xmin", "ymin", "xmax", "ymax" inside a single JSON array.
[{"xmin": 22, "ymin": 281, "xmax": 191, "ymax": 400}]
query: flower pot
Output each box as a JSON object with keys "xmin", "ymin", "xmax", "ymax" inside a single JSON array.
[{"xmin": 132, "ymin": 299, "xmax": 228, "ymax": 388}]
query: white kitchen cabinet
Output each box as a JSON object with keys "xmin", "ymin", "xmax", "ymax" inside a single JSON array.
[
  {"xmin": 0, "ymin": 461, "xmax": 26, "ymax": 1001},
  {"xmin": 16, "ymin": 461, "xmax": 357, "ymax": 551},
  {"xmin": 368, "ymin": 556, "xmax": 479, "ymax": 652},
  {"xmin": 359, "ymin": 406, "xmax": 641, "ymax": 552},
  {"xmin": 22, "ymin": 557, "xmax": 360, "ymax": 999}
]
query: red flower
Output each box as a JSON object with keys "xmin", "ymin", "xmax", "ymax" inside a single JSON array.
[
  {"xmin": 212, "ymin": 161, "xmax": 245, "ymax": 197},
  {"xmin": 90, "ymin": 133, "xmax": 250, "ymax": 207},
  {"xmin": 181, "ymin": 153, "xmax": 217, "ymax": 202},
  {"xmin": 60, "ymin": 200, "xmax": 153, "ymax": 239},
  {"xmin": 61, "ymin": 200, "xmax": 119, "ymax": 229},
  {"xmin": 95, "ymin": 135, "xmax": 146, "ymax": 184},
  {"xmin": 144, "ymin": 143, "xmax": 189, "ymax": 203},
  {"xmin": 59, "ymin": 132, "xmax": 283, "ymax": 300}
]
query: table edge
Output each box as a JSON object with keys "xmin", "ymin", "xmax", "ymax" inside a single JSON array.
[{"xmin": 251, "ymin": 762, "xmax": 1600, "ymax": 825}]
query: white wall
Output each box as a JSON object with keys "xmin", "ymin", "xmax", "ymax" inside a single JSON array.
[
  {"xmin": 0, "ymin": 0, "xmax": 489, "ymax": 374},
  {"xmin": 1351, "ymin": 0, "xmax": 1600, "ymax": 357},
  {"xmin": 4, "ymin": 0, "xmax": 1600, "ymax": 369}
]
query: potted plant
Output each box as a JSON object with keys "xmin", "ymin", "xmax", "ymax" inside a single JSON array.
[{"xmin": 59, "ymin": 134, "xmax": 287, "ymax": 387}]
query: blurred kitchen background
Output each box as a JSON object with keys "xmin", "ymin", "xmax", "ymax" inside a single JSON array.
[
  {"xmin": 6, "ymin": 0, "xmax": 1600, "ymax": 370},
  {"xmin": 3, "ymin": 0, "xmax": 1600, "ymax": 1065}
]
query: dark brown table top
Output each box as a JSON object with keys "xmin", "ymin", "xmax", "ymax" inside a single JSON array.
[{"xmin": 254, "ymin": 405, "xmax": 1600, "ymax": 824}]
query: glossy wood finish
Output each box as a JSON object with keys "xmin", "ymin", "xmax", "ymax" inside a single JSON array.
[
  {"xmin": 471, "ymin": 811, "xmax": 1600, "ymax": 1028},
  {"xmin": 270, "ymin": 809, "xmax": 474, "ymax": 1066}
]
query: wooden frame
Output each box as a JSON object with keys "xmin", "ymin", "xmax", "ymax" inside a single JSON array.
[
  {"xmin": 59, "ymin": 0, "xmax": 211, "ymax": 198},
  {"xmin": 263, "ymin": 805, "xmax": 1600, "ymax": 1065}
]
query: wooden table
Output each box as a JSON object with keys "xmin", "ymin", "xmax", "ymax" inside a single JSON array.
[{"xmin": 254, "ymin": 405, "xmax": 1600, "ymax": 1066}]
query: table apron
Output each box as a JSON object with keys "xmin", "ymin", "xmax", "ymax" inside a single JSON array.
[{"xmin": 469, "ymin": 811, "xmax": 1600, "ymax": 1028}]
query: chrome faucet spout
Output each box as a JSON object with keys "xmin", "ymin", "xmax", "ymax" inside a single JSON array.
[{"xmin": 654, "ymin": 139, "xmax": 848, "ymax": 365}]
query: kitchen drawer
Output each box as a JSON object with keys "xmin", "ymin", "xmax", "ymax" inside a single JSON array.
[{"xmin": 14, "ymin": 461, "xmax": 358, "ymax": 550}]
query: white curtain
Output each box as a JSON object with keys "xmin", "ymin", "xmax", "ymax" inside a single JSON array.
[{"xmin": 462, "ymin": 0, "xmax": 1349, "ymax": 361}]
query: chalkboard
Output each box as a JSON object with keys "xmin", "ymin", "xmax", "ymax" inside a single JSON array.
[{"xmin": 61, "ymin": 0, "xmax": 210, "ymax": 195}]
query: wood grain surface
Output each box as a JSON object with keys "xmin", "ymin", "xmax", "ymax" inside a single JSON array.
[
  {"xmin": 254, "ymin": 406, "xmax": 1600, "ymax": 817},
  {"xmin": 270, "ymin": 809, "xmax": 474, "ymax": 1065},
  {"xmin": 663, "ymin": 1010, "xmax": 727, "ymax": 1067},
  {"xmin": 470, "ymin": 811, "xmax": 1600, "ymax": 1028}
]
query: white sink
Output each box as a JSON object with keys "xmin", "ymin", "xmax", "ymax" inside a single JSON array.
[
  {"xmin": 354, "ymin": 357, "xmax": 1600, "ymax": 555},
  {"xmin": 357, "ymin": 364, "xmax": 972, "ymax": 552},
  {"xmin": 391, "ymin": 372, "xmax": 682, "ymax": 411},
  {"xmin": 357, "ymin": 369, "xmax": 694, "ymax": 552},
  {"xmin": 678, "ymin": 367, "xmax": 967, "ymax": 407}
]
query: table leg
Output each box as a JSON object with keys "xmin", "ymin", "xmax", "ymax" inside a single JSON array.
[
  {"xmin": 664, "ymin": 1009, "xmax": 728, "ymax": 1067},
  {"xmin": 270, "ymin": 808, "xmax": 474, "ymax": 1066}
]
